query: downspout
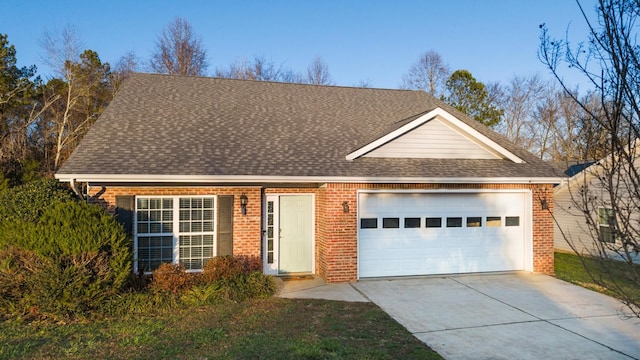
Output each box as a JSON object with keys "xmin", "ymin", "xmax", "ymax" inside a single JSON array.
[{"xmin": 69, "ymin": 178, "xmax": 85, "ymax": 201}]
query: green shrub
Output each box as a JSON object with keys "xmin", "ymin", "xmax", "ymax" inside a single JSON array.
[
  {"xmin": 0, "ymin": 247, "xmax": 128, "ymax": 321},
  {"xmin": 0, "ymin": 178, "xmax": 75, "ymax": 223},
  {"xmin": 26, "ymin": 252, "xmax": 117, "ymax": 321},
  {"xmin": 0, "ymin": 201, "xmax": 131, "ymax": 291},
  {"xmin": 150, "ymin": 263, "xmax": 194, "ymax": 294},
  {"xmin": 181, "ymin": 284, "xmax": 222, "ymax": 306},
  {"xmin": 216, "ymin": 272, "xmax": 277, "ymax": 301},
  {"xmin": 0, "ymin": 200, "xmax": 133, "ymax": 321}
]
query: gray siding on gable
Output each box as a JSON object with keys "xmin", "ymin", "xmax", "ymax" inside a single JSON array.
[{"xmin": 364, "ymin": 118, "xmax": 500, "ymax": 159}]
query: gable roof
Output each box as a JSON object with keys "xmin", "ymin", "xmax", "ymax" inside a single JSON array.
[
  {"xmin": 56, "ymin": 73, "xmax": 564, "ymax": 184},
  {"xmin": 346, "ymin": 107, "xmax": 523, "ymax": 162}
]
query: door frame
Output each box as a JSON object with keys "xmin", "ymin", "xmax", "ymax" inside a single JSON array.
[{"xmin": 263, "ymin": 193, "xmax": 315, "ymax": 275}]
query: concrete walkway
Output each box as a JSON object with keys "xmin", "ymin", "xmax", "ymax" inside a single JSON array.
[
  {"xmin": 278, "ymin": 273, "xmax": 640, "ymax": 359},
  {"xmin": 276, "ymin": 276, "xmax": 368, "ymax": 302}
]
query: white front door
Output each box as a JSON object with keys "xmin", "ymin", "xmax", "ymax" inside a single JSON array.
[{"xmin": 264, "ymin": 194, "xmax": 313, "ymax": 275}]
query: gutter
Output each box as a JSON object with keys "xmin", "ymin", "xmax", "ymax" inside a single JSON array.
[{"xmin": 55, "ymin": 173, "xmax": 566, "ymax": 185}]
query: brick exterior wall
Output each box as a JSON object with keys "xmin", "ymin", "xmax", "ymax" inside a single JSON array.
[
  {"xmin": 317, "ymin": 183, "xmax": 556, "ymax": 282},
  {"xmin": 89, "ymin": 182, "xmax": 555, "ymax": 283}
]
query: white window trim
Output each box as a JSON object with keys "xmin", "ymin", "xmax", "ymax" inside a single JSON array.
[{"xmin": 134, "ymin": 195, "xmax": 217, "ymax": 273}]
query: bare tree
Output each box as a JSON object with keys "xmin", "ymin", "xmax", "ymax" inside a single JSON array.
[
  {"xmin": 401, "ymin": 50, "xmax": 450, "ymax": 97},
  {"xmin": 216, "ymin": 56, "xmax": 283, "ymax": 81},
  {"xmin": 149, "ymin": 17, "xmax": 208, "ymax": 76},
  {"xmin": 540, "ymin": 0, "xmax": 640, "ymax": 317},
  {"xmin": 40, "ymin": 27, "xmax": 111, "ymax": 170},
  {"xmin": 110, "ymin": 51, "xmax": 138, "ymax": 95},
  {"xmin": 306, "ymin": 56, "xmax": 334, "ymax": 85},
  {"xmin": 495, "ymin": 75, "xmax": 544, "ymax": 151},
  {"xmin": 354, "ymin": 79, "xmax": 373, "ymax": 88}
]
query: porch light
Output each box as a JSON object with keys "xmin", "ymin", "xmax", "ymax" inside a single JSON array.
[
  {"xmin": 240, "ymin": 193, "xmax": 248, "ymax": 215},
  {"xmin": 342, "ymin": 201, "xmax": 349, "ymax": 213},
  {"xmin": 540, "ymin": 199, "xmax": 549, "ymax": 210}
]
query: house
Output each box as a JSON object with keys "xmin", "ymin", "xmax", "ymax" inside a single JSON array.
[
  {"xmin": 55, "ymin": 73, "xmax": 564, "ymax": 282},
  {"xmin": 554, "ymin": 154, "xmax": 640, "ymax": 261}
]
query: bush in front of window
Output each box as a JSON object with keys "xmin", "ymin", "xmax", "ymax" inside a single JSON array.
[
  {"xmin": 150, "ymin": 263, "xmax": 194, "ymax": 294},
  {"xmin": 200, "ymin": 255, "xmax": 262, "ymax": 283},
  {"xmin": 199, "ymin": 255, "xmax": 275, "ymax": 301},
  {"xmin": 149, "ymin": 255, "xmax": 276, "ymax": 302}
]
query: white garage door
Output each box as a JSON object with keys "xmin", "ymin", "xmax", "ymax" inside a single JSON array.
[{"xmin": 358, "ymin": 191, "xmax": 529, "ymax": 278}]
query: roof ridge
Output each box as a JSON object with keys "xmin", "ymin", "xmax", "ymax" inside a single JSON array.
[{"xmin": 130, "ymin": 72, "xmax": 422, "ymax": 93}]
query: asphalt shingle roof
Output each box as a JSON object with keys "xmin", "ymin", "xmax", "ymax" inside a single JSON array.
[{"xmin": 57, "ymin": 73, "xmax": 563, "ymax": 180}]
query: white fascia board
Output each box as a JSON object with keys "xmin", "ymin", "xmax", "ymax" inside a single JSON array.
[
  {"xmin": 345, "ymin": 107, "xmax": 524, "ymax": 163},
  {"xmin": 55, "ymin": 173, "xmax": 563, "ymax": 185}
]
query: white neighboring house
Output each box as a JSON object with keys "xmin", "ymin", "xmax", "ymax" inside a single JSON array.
[{"xmin": 554, "ymin": 157, "xmax": 640, "ymax": 263}]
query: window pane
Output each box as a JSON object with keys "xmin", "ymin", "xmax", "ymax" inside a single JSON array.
[
  {"xmin": 404, "ymin": 218, "xmax": 420, "ymax": 229},
  {"xmin": 138, "ymin": 198, "xmax": 148, "ymax": 209},
  {"xmin": 599, "ymin": 208, "xmax": 614, "ymax": 225},
  {"xmin": 486, "ymin": 216, "xmax": 501, "ymax": 227},
  {"xmin": 163, "ymin": 199, "xmax": 173, "ymax": 209},
  {"xmin": 447, "ymin": 217, "xmax": 462, "ymax": 227},
  {"xmin": 404, "ymin": 217, "xmax": 421, "ymax": 228},
  {"xmin": 360, "ymin": 218, "xmax": 378, "ymax": 229},
  {"xmin": 467, "ymin": 217, "xmax": 482, "ymax": 227},
  {"xmin": 426, "ymin": 218, "xmax": 442, "ymax": 228},
  {"xmin": 137, "ymin": 223, "xmax": 149, "ymax": 234},
  {"xmin": 506, "ymin": 216, "xmax": 520, "ymax": 227},
  {"xmin": 149, "ymin": 223, "xmax": 161, "ymax": 233},
  {"xmin": 382, "ymin": 218, "xmax": 400, "ymax": 228},
  {"xmin": 150, "ymin": 210, "xmax": 160, "ymax": 221},
  {"xmin": 599, "ymin": 226, "xmax": 614, "ymax": 243}
]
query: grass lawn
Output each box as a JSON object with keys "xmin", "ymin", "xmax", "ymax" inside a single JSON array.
[
  {"xmin": 0, "ymin": 297, "xmax": 442, "ymax": 359},
  {"xmin": 554, "ymin": 251, "xmax": 640, "ymax": 302}
]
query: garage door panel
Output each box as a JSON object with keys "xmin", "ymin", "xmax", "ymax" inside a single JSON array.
[{"xmin": 358, "ymin": 192, "xmax": 528, "ymax": 278}]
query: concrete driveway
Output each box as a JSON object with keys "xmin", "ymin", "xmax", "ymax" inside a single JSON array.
[{"xmin": 352, "ymin": 273, "xmax": 640, "ymax": 359}]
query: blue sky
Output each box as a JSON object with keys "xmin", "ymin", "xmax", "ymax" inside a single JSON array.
[{"xmin": 1, "ymin": 0, "xmax": 596, "ymax": 89}]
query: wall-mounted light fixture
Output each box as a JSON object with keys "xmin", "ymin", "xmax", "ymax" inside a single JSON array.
[
  {"xmin": 342, "ymin": 201, "xmax": 349, "ymax": 213},
  {"xmin": 540, "ymin": 199, "xmax": 549, "ymax": 210},
  {"xmin": 240, "ymin": 193, "xmax": 248, "ymax": 215}
]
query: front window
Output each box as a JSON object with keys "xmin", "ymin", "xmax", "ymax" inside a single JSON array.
[
  {"xmin": 598, "ymin": 207, "xmax": 615, "ymax": 243},
  {"xmin": 136, "ymin": 196, "xmax": 216, "ymax": 272}
]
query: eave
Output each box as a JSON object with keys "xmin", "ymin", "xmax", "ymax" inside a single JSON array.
[{"xmin": 55, "ymin": 173, "xmax": 564, "ymax": 185}]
